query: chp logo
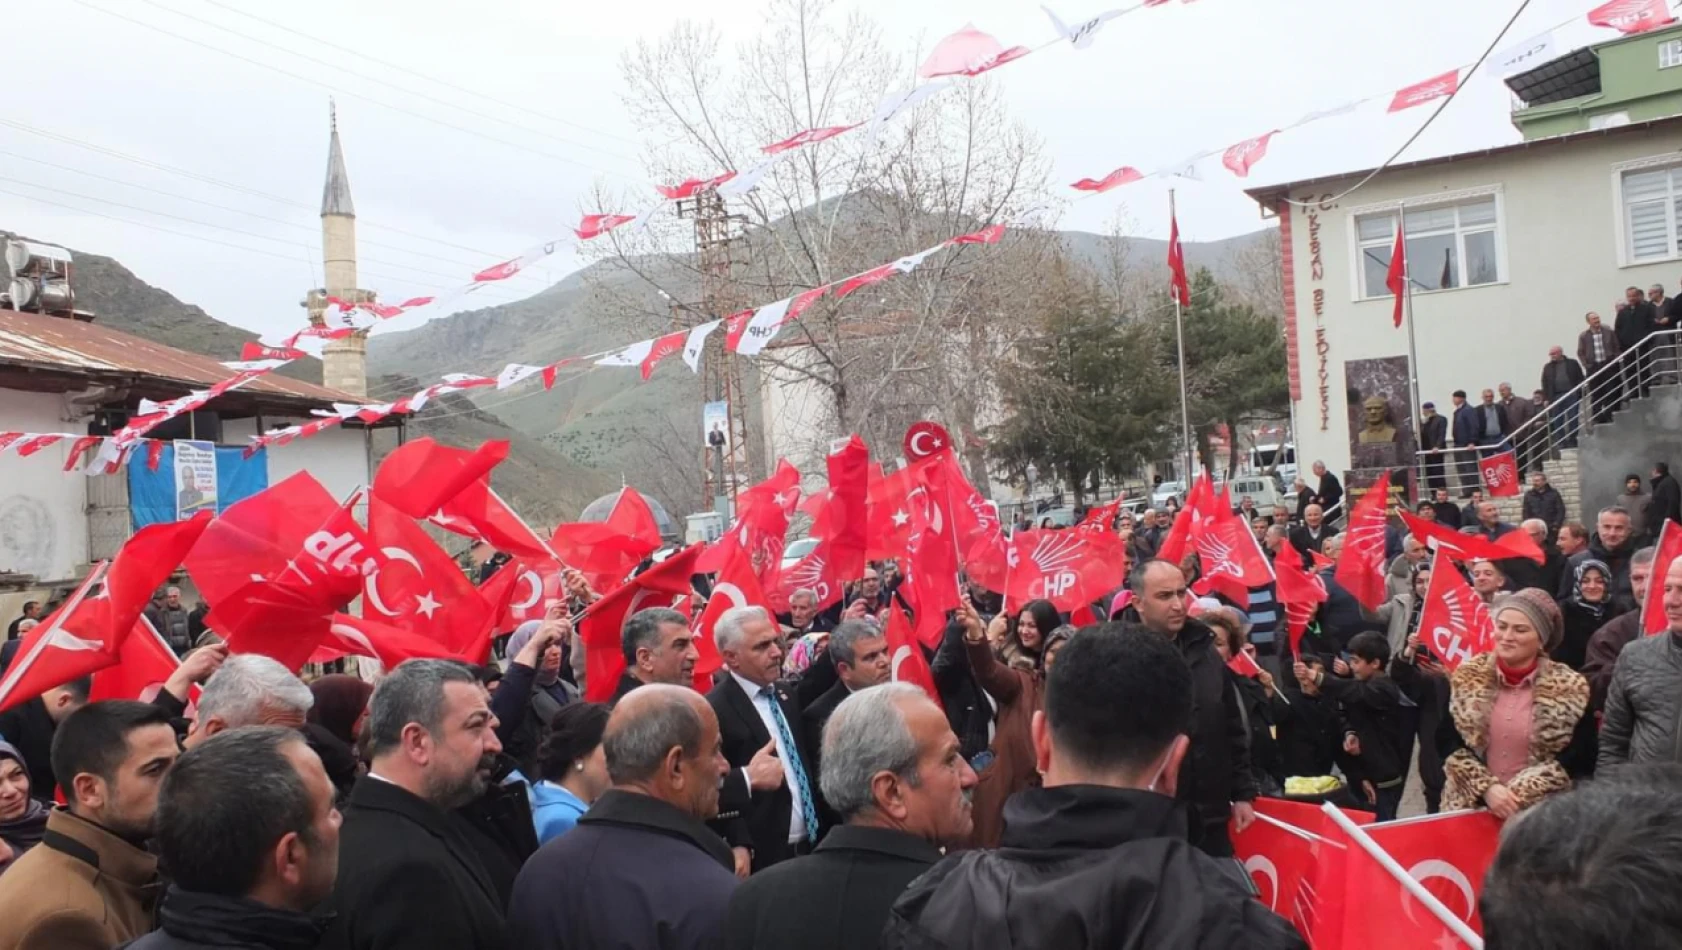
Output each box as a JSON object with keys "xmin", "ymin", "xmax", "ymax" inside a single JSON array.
[{"xmin": 1479, "ymin": 451, "xmax": 1519, "ymax": 495}]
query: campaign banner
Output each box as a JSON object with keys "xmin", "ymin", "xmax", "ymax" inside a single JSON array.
[{"xmin": 174, "ymin": 440, "xmax": 218, "ymax": 520}]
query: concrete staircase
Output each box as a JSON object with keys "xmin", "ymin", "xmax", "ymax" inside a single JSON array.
[
  {"xmin": 1574, "ymin": 381, "xmax": 1682, "ymax": 524},
  {"xmin": 1489, "ymin": 449, "xmax": 1580, "ymax": 527}
]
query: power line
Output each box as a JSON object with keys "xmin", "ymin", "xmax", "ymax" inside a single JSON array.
[
  {"xmin": 190, "ymin": 0, "xmax": 648, "ymax": 150},
  {"xmin": 0, "ymin": 116, "xmax": 506, "ymax": 259},
  {"xmin": 0, "ymin": 146, "xmax": 488, "ymax": 270},
  {"xmin": 0, "ymin": 172, "xmax": 522, "ymax": 292},
  {"xmin": 129, "ymin": 0, "xmax": 646, "ymax": 166},
  {"xmin": 67, "ymin": 0, "xmax": 649, "ymax": 185}
]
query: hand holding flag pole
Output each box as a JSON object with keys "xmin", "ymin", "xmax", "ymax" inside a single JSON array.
[{"xmin": 1320, "ymin": 802, "xmax": 1484, "ymax": 949}]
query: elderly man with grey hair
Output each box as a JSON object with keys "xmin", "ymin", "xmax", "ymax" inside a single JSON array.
[
  {"xmin": 708, "ymin": 604, "xmax": 824, "ymax": 874},
  {"xmin": 722, "ymin": 683, "xmax": 976, "ymax": 950},
  {"xmin": 185, "ymin": 653, "xmax": 314, "ymax": 749}
]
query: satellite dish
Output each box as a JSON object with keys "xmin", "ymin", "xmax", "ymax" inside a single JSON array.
[{"xmin": 4, "ymin": 239, "xmax": 71, "ymax": 277}]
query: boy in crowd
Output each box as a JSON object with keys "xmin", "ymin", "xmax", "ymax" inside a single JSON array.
[{"xmin": 1295, "ymin": 632, "xmax": 1407, "ymax": 820}]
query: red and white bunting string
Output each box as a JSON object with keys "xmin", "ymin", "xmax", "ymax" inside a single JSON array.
[
  {"xmin": 0, "ymin": 432, "xmax": 181, "ymax": 475},
  {"xmin": 1065, "ymin": 1, "xmax": 1634, "ymax": 196}
]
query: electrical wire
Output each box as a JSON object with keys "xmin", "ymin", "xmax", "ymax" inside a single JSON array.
[
  {"xmin": 1276, "ymin": 0, "xmax": 1535, "ymax": 208},
  {"xmin": 189, "ymin": 0, "xmax": 649, "ymax": 150},
  {"xmin": 0, "ymin": 116, "xmax": 504, "ymax": 258},
  {"xmin": 66, "ymin": 0, "xmax": 649, "ymax": 184},
  {"xmin": 0, "ymin": 147, "xmax": 487, "ymax": 270},
  {"xmin": 127, "ymin": 0, "xmax": 644, "ymax": 166}
]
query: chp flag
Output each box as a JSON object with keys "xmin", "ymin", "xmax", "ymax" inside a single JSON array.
[
  {"xmin": 1415, "ymin": 549, "xmax": 1494, "ymax": 671},
  {"xmin": 1479, "ymin": 449, "xmax": 1521, "ymax": 497}
]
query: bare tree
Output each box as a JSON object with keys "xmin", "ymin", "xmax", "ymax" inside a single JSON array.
[{"xmin": 604, "ymin": 0, "xmax": 1057, "ymax": 489}]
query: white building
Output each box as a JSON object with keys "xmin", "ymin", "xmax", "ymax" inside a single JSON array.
[{"xmin": 1246, "ymin": 113, "xmax": 1682, "ymax": 484}]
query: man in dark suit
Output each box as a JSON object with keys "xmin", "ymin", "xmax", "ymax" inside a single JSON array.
[
  {"xmin": 799, "ymin": 619, "xmax": 892, "ymax": 780},
  {"xmin": 1616, "ymin": 286, "xmax": 1657, "ymax": 399},
  {"xmin": 708, "ymin": 605, "xmax": 824, "ymax": 874},
  {"xmin": 609, "ymin": 607, "xmax": 699, "ymax": 706},
  {"xmin": 324, "ymin": 660, "xmax": 509, "ymax": 950},
  {"xmin": 1419, "ymin": 402, "xmax": 1449, "ymax": 493},
  {"xmin": 1288, "ymin": 504, "xmax": 1338, "ymax": 570},
  {"xmin": 724, "ymin": 683, "xmax": 978, "ymax": 950},
  {"xmin": 1450, "ymin": 389, "xmax": 1483, "ymax": 497},
  {"xmin": 1309, "ymin": 461, "xmax": 1343, "ymax": 518}
]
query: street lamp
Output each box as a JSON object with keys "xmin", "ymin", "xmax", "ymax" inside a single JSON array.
[{"xmin": 1024, "ymin": 462, "xmax": 1038, "ymax": 520}]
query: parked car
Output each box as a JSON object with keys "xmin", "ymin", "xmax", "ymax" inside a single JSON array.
[
  {"xmin": 1151, "ymin": 481, "xmax": 1186, "ymax": 508},
  {"xmin": 1223, "ymin": 474, "xmax": 1286, "ymax": 513},
  {"xmin": 781, "ymin": 536, "xmax": 820, "ymax": 570}
]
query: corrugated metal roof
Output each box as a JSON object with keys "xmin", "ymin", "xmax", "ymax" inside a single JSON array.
[{"xmin": 0, "ymin": 307, "xmax": 361, "ymax": 408}]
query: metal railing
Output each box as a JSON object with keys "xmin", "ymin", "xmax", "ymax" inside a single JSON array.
[{"xmin": 1413, "ymin": 328, "xmax": 1682, "ymax": 497}]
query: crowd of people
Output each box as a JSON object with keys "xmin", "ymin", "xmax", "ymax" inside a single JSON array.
[{"xmin": 1, "ymin": 468, "xmax": 1682, "ymax": 949}]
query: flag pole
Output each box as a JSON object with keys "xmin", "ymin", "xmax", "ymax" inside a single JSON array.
[
  {"xmin": 1400, "ymin": 203, "xmax": 1424, "ymax": 447},
  {"xmin": 1171, "ymin": 189, "xmax": 1195, "ymax": 483},
  {"xmin": 1321, "ymin": 802, "xmax": 1484, "ymax": 950}
]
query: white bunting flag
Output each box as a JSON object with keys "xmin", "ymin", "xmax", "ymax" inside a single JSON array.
[
  {"xmin": 1493, "ymin": 31, "xmax": 1557, "ymax": 77},
  {"xmin": 892, "ymin": 246, "xmax": 945, "ymax": 274},
  {"xmin": 682, "ymin": 320, "xmax": 722, "ymax": 373},
  {"xmin": 1041, "ymin": 5, "xmax": 1128, "ymax": 49},
  {"xmin": 734, "ymin": 298, "xmax": 795, "ymax": 358},
  {"xmin": 717, "ymin": 159, "xmax": 780, "ymax": 198},
  {"xmin": 496, "ymin": 364, "xmax": 546, "ymax": 390},
  {"xmin": 867, "ymin": 81, "xmax": 952, "ymax": 138},
  {"xmin": 596, "ymin": 339, "xmax": 656, "ymax": 368}
]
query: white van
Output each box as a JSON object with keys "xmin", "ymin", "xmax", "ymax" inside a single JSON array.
[{"xmin": 1224, "ymin": 474, "xmax": 1286, "ymax": 512}]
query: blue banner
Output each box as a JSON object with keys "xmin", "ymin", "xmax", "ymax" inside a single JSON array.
[{"xmin": 129, "ymin": 445, "xmax": 268, "ymax": 529}]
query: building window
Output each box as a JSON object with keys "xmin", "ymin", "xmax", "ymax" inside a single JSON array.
[
  {"xmin": 1623, "ymin": 164, "xmax": 1682, "ymax": 262},
  {"xmin": 1661, "ymin": 39, "xmax": 1682, "ymax": 69},
  {"xmin": 1356, "ymin": 197, "xmax": 1501, "ymax": 299}
]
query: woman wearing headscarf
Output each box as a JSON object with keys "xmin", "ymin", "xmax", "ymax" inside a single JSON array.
[
  {"xmin": 0, "ymin": 739, "xmax": 47, "ymax": 875},
  {"xmin": 960, "ymin": 603, "xmax": 1072, "ymax": 848},
  {"xmin": 995, "ymin": 599, "xmax": 1059, "ymax": 672},
  {"xmin": 1441, "ymin": 589, "xmax": 1589, "ymax": 819},
  {"xmin": 305, "ymin": 674, "xmax": 373, "ymax": 801},
  {"xmin": 498, "ymin": 616, "xmax": 581, "ymax": 775},
  {"xmin": 528, "ymin": 703, "xmax": 611, "ymax": 844},
  {"xmin": 1555, "ymin": 559, "xmax": 1617, "ymax": 672}
]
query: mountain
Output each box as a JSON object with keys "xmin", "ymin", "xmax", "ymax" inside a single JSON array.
[
  {"xmin": 4, "ymin": 228, "xmax": 616, "ymax": 522},
  {"xmin": 365, "ymin": 225, "xmax": 1280, "ymax": 486}
]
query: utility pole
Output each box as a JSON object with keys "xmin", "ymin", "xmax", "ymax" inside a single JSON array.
[{"xmin": 674, "ymin": 189, "xmax": 754, "ymax": 517}]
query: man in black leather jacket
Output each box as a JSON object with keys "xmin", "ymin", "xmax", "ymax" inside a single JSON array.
[{"xmin": 885, "ymin": 627, "xmax": 1304, "ymax": 950}]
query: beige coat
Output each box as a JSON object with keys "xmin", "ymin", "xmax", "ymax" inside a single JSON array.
[{"xmin": 0, "ymin": 808, "xmax": 160, "ymax": 950}]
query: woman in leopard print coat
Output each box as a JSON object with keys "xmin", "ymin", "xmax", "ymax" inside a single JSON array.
[{"xmin": 1442, "ymin": 588, "xmax": 1589, "ymax": 818}]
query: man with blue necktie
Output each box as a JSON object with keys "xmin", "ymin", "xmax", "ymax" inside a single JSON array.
[{"xmin": 708, "ymin": 605, "xmax": 825, "ymax": 875}]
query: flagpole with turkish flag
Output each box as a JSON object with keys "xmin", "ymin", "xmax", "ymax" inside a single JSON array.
[
  {"xmin": 1168, "ymin": 189, "xmax": 1195, "ymax": 484},
  {"xmin": 1391, "ymin": 204, "xmax": 1426, "ymax": 444}
]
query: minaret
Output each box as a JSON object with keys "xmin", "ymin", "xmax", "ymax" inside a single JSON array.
[{"xmin": 303, "ymin": 102, "xmax": 372, "ymax": 397}]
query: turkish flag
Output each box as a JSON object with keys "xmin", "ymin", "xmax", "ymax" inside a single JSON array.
[
  {"xmin": 761, "ymin": 125, "xmax": 859, "ymax": 155},
  {"xmin": 578, "ymin": 545, "xmax": 702, "ymax": 702},
  {"xmin": 1389, "ymin": 69, "xmax": 1461, "ymax": 112},
  {"xmin": 692, "ymin": 540, "xmax": 771, "ymax": 689},
  {"xmin": 832, "ymin": 263, "xmax": 899, "ymax": 301},
  {"xmin": 825, "ymin": 436, "xmax": 871, "ymax": 583},
  {"xmin": 1222, "ymin": 132, "xmax": 1276, "ymax": 178},
  {"xmin": 868, "ymin": 456, "xmax": 940, "ymax": 560},
  {"xmin": 1400, "ymin": 510, "xmax": 1543, "ymax": 564},
  {"xmin": 1386, "ymin": 224, "xmax": 1407, "ymax": 328},
  {"xmin": 1643, "ymin": 518, "xmax": 1682, "ymax": 635},
  {"xmin": 434, "ymin": 479, "xmax": 553, "ymax": 561},
  {"xmin": 372, "ymin": 438, "xmax": 509, "ymax": 520},
  {"xmin": 573, "ymin": 213, "xmax": 638, "ymax": 240},
  {"xmin": 480, "ymin": 557, "xmax": 567, "ymax": 632},
  {"xmin": 1275, "ymin": 554, "xmax": 1329, "ymax": 657},
  {"xmin": 1168, "ymin": 208, "xmax": 1191, "ymax": 307},
  {"xmin": 1231, "ymin": 798, "xmax": 1375, "ymax": 946},
  {"xmin": 312, "ymin": 612, "xmax": 472, "ymax": 668},
  {"xmin": 1002, "ymin": 525, "xmax": 1126, "ymax": 613},
  {"xmin": 905, "ymin": 457, "xmax": 965, "ymax": 644},
  {"xmin": 1479, "ymin": 449, "xmax": 1522, "ymax": 498},
  {"xmin": 1588, "ymin": 0, "xmax": 1676, "ymax": 34},
  {"xmin": 1072, "ymin": 167, "xmax": 1143, "ymax": 193},
  {"xmin": 1335, "ymin": 472, "xmax": 1393, "ymax": 610},
  {"xmin": 1335, "ymin": 811, "xmax": 1500, "ymax": 948},
  {"xmin": 1415, "ymin": 550, "xmax": 1494, "ymax": 671},
  {"xmin": 89, "ymin": 618, "xmax": 184, "ymax": 704},
  {"xmin": 1227, "ymin": 648, "xmax": 1265, "ymax": 679},
  {"xmin": 367, "ymin": 497, "xmax": 494, "ymax": 660},
  {"xmin": 0, "ymin": 514, "xmax": 212, "ymax": 711},
  {"xmin": 551, "ymin": 487, "xmax": 664, "ymax": 590},
  {"xmin": 698, "ymin": 460, "xmax": 801, "ymax": 585},
  {"xmin": 884, "ymin": 605, "xmax": 943, "ymax": 709},
  {"xmin": 187, "ymin": 476, "xmax": 382, "ymax": 670}
]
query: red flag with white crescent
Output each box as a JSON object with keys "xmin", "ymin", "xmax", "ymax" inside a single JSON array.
[
  {"xmin": 693, "ymin": 539, "xmax": 772, "ymax": 690},
  {"xmin": 578, "ymin": 545, "xmax": 703, "ymax": 702},
  {"xmin": 1642, "ymin": 519, "xmax": 1682, "ymax": 636},
  {"xmin": 480, "ymin": 557, "xmax": 566, "ymax": 632},
  {"xmin": 1386, "ymin": 223, "xmax": 1408, "ymax": 328},
  {"xmin": 1168, "ymin": 206, "xmax": 1191, "ymax": 307},
  {"xmin": 885, "ymin": 604, "xmax": 943, "ymax": 710},
  {"xmin": 368, "ymin": 496, "xmax": 494, "ymax": 660}
]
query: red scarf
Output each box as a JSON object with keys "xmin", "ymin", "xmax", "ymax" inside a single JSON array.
[{"xmin": 1497, "ymin": 657, "xmax": 1539, "ymax": 687}]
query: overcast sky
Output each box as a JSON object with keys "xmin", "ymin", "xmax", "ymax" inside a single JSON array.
[{"xmin": 0, "ymin": 0, "xmax": 1614, "ymax": 342}]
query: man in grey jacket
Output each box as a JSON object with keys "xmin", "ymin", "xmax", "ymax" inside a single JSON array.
[{"xmin": 1599, "ymin": 558, "xmax": 1682, "ymax": 770}]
